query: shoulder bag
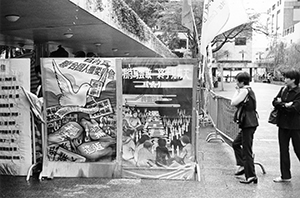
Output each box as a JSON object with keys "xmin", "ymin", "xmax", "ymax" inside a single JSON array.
[
  {"xmin": 268, "ymin": 86, "xmax": 285, "ymax": 125},
  {"xmin": 234, "ymin": 92, "xmax": 249, "ymax": 125}
]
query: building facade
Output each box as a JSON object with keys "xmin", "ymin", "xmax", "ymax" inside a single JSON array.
[{"xmin": 266, "ymin": 0, "xmax": 300, "ymax": 43}]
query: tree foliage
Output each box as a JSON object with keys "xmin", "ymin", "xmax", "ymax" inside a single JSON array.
[
  {"xmin": 265, "ymin": 41, "xmax": 300, "ymax": 72},
  {"xmin": 125, "ymin": 0, "xmax": 267, "ymax": 58},
  {"xmin": 123, "ymin": 0, "xmax": 167, "ymax": 29},
  {"xmin": 125, "ymin": 0, "xmax": 203, "ymax": 57},
  {"xmin": 156, "ymin": 1, "xmax": 203, "ymax": 57}
]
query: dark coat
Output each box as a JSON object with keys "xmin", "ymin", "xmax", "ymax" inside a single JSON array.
[{"xmin": 272, "ymin": 86, "xmax": 300, "ymax": 130}]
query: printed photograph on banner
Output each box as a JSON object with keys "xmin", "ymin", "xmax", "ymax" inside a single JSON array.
[
  {"xmin": 41, "ymin": 58, "xmax": 117, "ymax": 163},
  {"xmin": 121, "ymin": 59, "xmax": 196, "ymax": 180}
]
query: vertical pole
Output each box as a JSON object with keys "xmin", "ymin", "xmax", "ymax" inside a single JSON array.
[
  {"xmin": 220, "ymin": 64, "xmax": 224, "ymax": 91},
  {"xmin": 115, "ymin": 59, "xmax": 123, "ymax": 177},
  {"xmin": 192, "ymin": 61, "xmax": 199, "ymax": 181}
]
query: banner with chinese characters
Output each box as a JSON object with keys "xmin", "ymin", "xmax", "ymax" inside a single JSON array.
[
  {"xmin": 40, "ymin": 58, "xmax": 118, "ymax": 177},
  {"xmin": 0, "ymin": 59, "xmax": 32, "ymax": 175},
  {"xmin": 121, "ymin": 58, "xmax": 198, "ymax": 180}
]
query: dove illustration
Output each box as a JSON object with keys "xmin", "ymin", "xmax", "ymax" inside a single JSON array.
[{"xmin": 52, "ymin": 60, "xmax": 91, "ymax": 107}]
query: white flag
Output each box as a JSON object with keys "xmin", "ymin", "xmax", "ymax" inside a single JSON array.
[
  {"xmin": 182, "ymin": 0, "xmax": 194, "ymax": 32},
  {"xmin": 218, "ymin": 0, "xmax": 249, "ymax": 34},
  {"xmin": 200, "ymin": 0, "xmax": 230, "ymax": 55},
  {"xmin": 200, "ymin": 0, "xmax": 249, "ymax": 55}
]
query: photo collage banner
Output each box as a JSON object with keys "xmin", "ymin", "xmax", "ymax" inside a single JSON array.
[{"xmin": 121, "ymin": 59, "xmax": 196, "ymax": 179}]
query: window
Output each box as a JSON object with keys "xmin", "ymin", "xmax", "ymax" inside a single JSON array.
[
  {"xmin": 271, "ymin": 14, "xmax": 274, "ymax": 33},
  {"xmin": 235, "ymin": 37, "xmax": 246, "ymax": 45},
  {"xmin": 178, "ymin": 39, "xmax": 187, "ymax": 49},
  {"xmin": 276, "ymin": 10, "xmax": 280, "ymax": 30},
  {"xmin": 272, "ymin": 4, "xmax": 276, "ymax": 10}
]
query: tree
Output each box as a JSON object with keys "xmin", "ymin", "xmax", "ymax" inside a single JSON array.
[
  {"xmin": 126, "ymin": 1, "xmax": 268, "ymax": 58},
  {"xmin": 265, "ymin": 41, "xmax": 300, "ymax": 72},
  {"xmin": 212, "ymin": 13, "xmax": 269, "ymax": 53},
  {"xmin": 125, "ymin": 0, "xmax": 203, "ymax": 58},
  {"xmin": 285, "ymin": 43, "xmax": 300, "ymax": 69},
  {"xmin": 123, "ymin": 0, "xmax": 167, "ymax": 29},
  {"xmin": 156, "ymin": 1, "xmax": 203, "ymax": 57}
]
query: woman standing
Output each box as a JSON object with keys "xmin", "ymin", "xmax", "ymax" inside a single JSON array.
[
  {"xmin": 231, "ymin": 72, "xmax": 259, "ymax": 184},
  {"xmin": 272, "ymin": 70, "xmax": 300, "ymax": 183}
]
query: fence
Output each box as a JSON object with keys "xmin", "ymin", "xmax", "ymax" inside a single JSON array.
[
  {"xmin": 205, "ymin": 90, "xmax": 239, "ymax": 142},
  {"xmin": 204, "ymin": 89, "xmax": 266, "ymax": 174}
]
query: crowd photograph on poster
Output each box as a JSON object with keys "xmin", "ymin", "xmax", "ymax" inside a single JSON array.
[{"xmin": 121, "ymin": 60, "xmax": 197, "ymax": 179}]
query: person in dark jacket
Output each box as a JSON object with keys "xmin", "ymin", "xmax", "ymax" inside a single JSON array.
[
  {"xmin": 272, "ymin": 69, "xmax": 300, "ymax": 183},
  {"xmin": 231, "ymin": 72, "xmax": 259, "ymax": 184}
]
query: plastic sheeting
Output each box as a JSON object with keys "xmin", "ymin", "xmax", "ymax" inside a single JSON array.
[{"xmin": 122, "ymin": 163, "xmax": 196, "ymax": 180}]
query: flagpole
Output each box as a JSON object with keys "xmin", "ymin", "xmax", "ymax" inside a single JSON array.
[
  {"xmin": 189, "ymin": 2, "xmax": 201, "ymax": 58},
  {"xmin": 187, "ymin": 0, "xmax": 203, "ymax": 83}
]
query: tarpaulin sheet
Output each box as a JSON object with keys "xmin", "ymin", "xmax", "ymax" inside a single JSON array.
[{"xmin": 122, "ymin": 163, "xmax": 196, "ymax": 180}]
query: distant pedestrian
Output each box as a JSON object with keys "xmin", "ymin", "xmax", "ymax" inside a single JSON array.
[
  {"xmin": 74, "ymin": 51, "xmax": 86, "ymax": 57},
  {"xmin": 231, "ymin": 72, "xmax": 259, "ymax": 184},
  {"xmin": 49, "ymin": 45, "xmax": 69, "ymax": 57},
  {"xmin": 272, "ymin": 69, "xmax": 300, "ymax": 183}
]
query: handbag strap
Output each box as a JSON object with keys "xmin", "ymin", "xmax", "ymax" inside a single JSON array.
[
  {"xmin": 280, "ymin": 86, "xmax": 284, "ymax": 96},
  {"xmin": 245, "ymin": 87, "xmax": 259, "ymax": 118},
  {"xmin": 241, "ymin": 88, "xmax": 250, "ymax": 104}
]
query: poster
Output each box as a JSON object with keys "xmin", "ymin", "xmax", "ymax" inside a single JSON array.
[
  {"xmin": 121, "ymin": 58, "xmax": 197, "ymax": 180},
  {"xmin": 41, "ymin": 58, "xmax": 117, "ymax": 169},
  {"xmin": 0, "ymin": 59, "xmax": 32, "ymax": 175}
]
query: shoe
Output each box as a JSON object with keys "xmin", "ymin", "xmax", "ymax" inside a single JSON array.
[
  {"xmin": 240, "ymin": 177, "xmax": 258, "ymax": 184},
  {"xmin": 234, "ymin": 167, "xmax": 245, "ymax": 176},
  {"xmin": 273, "ymin": 177, "xmax": 291, "ymax": 183}
]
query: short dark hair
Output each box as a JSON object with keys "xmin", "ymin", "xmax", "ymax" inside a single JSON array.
[
  {"xmin": 235, "ymin": 72, "xmax": 250, "ymax": 85},
  {"xmin": 143, "ymin": 140, "xmax": 153, "ymax": 149},
  {"xmin": 50, "ymin": 45, "xmax": 69, "ymax": 57},
  {"xmin": 74, "ymin": 51, "xmax": 86, "ymax": 57},
  {"xmin": 283, "ymin": 69, "xmax": 300, "ymax": 85},
  {"xmin": 138, "ymin": 134, "xmax": 150, "ymax": 145},
  {"xmin": 181, "ymin": 135, "xmax": 190, "ymax": 144},
  {"xmin": 158, "ymin": 138, "xmax": 166, "ymax": 147}
]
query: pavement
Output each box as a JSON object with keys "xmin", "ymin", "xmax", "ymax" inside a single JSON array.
[{"xmin": 1, "ymin": 82, "xmax": 300, "ymax": 198}]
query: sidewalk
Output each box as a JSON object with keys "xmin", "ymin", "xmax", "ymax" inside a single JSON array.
[{"xmin": 1, "ymin": 83, "xmax": 300, "ymax": 198}]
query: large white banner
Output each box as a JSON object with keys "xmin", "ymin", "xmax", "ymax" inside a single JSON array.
[
  {"xmin": 200, "ymin": 0, "xmax": 249, "ymax": 55},
  {"xmin": 218, "ymin": 0, "xmax": 249, "ymax": 34},
  {"xmin": 200, "ymin": 0, "xmax": 230, "ymax": 55}
]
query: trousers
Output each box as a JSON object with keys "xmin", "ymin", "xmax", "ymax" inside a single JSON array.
[
  {"xmin": 278, "ymin": 127, "xmax": 300, "ymax": 179},
  {"xmin": 232, "ymin": 127, "xmax": 256, "ymax": 179}
]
